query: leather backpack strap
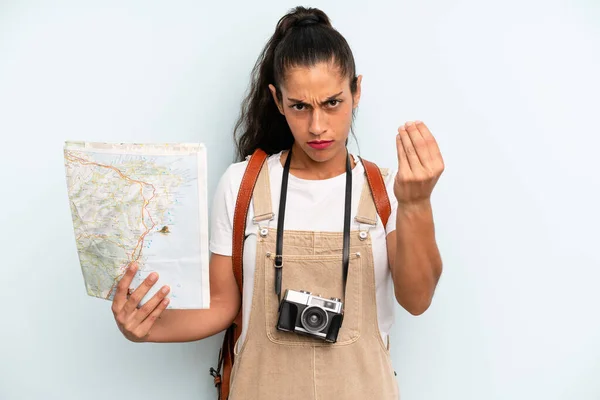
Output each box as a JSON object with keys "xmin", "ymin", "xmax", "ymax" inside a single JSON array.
[
  {"xmin": 359, "ymin": 157, "xmax": 392, "ymax": 228},
  {"xmin": 232, "ymin": 148, "xmax": 268, "ymax": 293},
  {"xmin": 211, "ymin": 148, "xmax": 268, "ymax": 400}
]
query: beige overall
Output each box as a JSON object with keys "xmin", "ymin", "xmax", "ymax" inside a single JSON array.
[{"xmin": 228, "ymin": 160, "xmax": 399, "ymax": 400}]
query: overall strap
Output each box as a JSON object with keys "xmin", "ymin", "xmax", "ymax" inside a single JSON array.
[
  {"xmin": 252, "ymin": 157, "xmax": 274, "ymax": 223},
  {"xmin": 211, "ymin": 148, "xmax": 267, "ymax": 400}
]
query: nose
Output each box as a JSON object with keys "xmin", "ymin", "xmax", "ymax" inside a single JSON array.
[{"xmin": 309, "ymin": 109, "xmax": 327, "ymax": 136}]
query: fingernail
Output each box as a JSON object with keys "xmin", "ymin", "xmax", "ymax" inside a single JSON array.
[
  {"xmin": 406, "ymin": 121, "xmax": 414, "ymax": 127},
  {"xmin": 415, "ymin": 120, "xmax": 422, "ymax": 124},
  {"xmin": 149, "ymin": 273, "xmax": 158, "ymax": 282},
  {"xmin": 129, "ymin": 262, "xmax": 137, "ymax": 271},
  {"xmin": 161, "ymin": 286, "xmax": 170, "ymax": 294}
]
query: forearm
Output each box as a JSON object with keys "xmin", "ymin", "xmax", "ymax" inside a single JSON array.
[
  {"xmin": 145, "ymin": 298, "xmax": 240, "ymax": 343},
  {"xmin": 391, "ymin": 200, "xmax": 442, "ymax": 315}
]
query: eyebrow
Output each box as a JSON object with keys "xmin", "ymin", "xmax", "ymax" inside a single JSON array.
[{"xmin": 287, "ymin": 91, "xmax": 344, "ymax": 104}]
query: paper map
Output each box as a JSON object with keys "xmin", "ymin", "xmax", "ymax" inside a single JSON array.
[{"xmin": 64, "ymin": 141, "xmax": 210, "ymax": 309}]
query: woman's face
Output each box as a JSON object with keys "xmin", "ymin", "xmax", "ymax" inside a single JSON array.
[{"xmin": 269, "ymin": 62, "xmax": 362, "ymax": 163}]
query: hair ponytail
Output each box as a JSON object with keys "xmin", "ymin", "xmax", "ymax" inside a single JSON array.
[{"xmin": 233, "ymin": 6, "xmax": 357, "ymax": 161}]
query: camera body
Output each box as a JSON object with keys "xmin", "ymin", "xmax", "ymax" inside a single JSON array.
[{"xmin": 276, "ymin": 289, "xmax": 344, "ymax": 343}]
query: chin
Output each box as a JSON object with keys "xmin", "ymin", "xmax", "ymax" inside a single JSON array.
[{"xmin": 303, "ymin": 146, "xmax": 338, "ymax": 163}]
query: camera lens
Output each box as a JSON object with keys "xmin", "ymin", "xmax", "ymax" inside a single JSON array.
[{"xmin": 300, "ymin": 306, "xmax": 328, "ymax": 333}]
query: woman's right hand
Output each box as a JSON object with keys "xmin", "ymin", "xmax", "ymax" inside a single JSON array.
[{"xmin": 111, "ymin": 262, "xmax": 171, "ymax": 342}]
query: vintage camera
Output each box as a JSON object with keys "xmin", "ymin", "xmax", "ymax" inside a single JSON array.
[{"xmin": 276, "ymin": 289, "xmax": 344, "ymax": 343}]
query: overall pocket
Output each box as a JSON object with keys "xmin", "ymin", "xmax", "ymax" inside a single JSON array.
[{"xmin": 264, "ymin": 253, "xmax": 362, "ymax": 346}]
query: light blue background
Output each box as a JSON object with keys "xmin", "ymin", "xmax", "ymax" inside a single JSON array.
[{"xmin": 1, "ymin": 1, "xmax": 599, "ymax": 399}]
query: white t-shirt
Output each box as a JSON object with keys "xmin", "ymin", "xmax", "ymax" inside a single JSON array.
[{"xmin": 209, "ymin": 151, "xmax": 398, "ymax": 347}]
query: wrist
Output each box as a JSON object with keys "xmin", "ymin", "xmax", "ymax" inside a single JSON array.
[{"xmin": 397, "ymin": 199, "xmax": 432, "ymax": 215}]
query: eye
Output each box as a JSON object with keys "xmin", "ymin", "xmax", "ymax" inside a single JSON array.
[
  {"xmin": 291, "ymin": 103, "xmax": 306, "ymax": 111},
  {"xmin": 327, "ymin": 99, "xmax": 341, "ymax": 108}
]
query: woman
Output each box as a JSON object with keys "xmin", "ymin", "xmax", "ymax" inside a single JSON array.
[{"xmin": 111, "ymin": 6, "xmax": 444, "ymax": 399}]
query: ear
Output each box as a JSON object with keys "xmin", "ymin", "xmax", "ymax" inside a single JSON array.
[
  {"xmin": 352, "ymin": 75, "xmax": 362, "ymax": 109},
  {"xmin": 268, "ymin": 84, "xmax": 285, "ymax": 115}
]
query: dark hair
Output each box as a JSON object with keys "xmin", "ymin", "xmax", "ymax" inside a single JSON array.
[{"xmin": 233, "ymin": 6, "xmax": 359, "ymax": 161}]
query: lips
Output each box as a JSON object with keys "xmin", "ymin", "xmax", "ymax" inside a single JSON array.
[{"xmin": 307, "ymin": 140, "xmax": 333, "ymax": 150}]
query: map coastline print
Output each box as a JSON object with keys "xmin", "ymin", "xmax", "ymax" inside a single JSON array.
[{"xmin": 64, "ymin": 141, "xmax": 210, "ymax": 309}]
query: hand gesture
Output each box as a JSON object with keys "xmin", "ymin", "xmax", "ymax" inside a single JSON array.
[
  {"xmin": 395, "ymin": 121, "xmax": 445, "ymax": 206},
  {"xmin": 111, "ymin": 262, "xmax": 171, "ymax": 342}
]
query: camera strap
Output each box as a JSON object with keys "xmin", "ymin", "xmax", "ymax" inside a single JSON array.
[{"xmin": 274, "ymin": 147, "xmax": 353, "ymax": 305}]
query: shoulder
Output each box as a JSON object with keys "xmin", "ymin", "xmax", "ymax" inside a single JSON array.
[
  {"xmin": 216, "ymin": 152, "xmax": 282, "ymax": 195},
  {"xmin": 222, "ymin": 159, "xmax": 249, "ymax": 184},
  {"xmin": 214, "ymin": 159, "xmax": 247, "ymax": 197}
]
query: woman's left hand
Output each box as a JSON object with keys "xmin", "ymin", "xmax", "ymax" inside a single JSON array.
[{"xmin": 394, "ymin": 121, "xmax": 445, "ymax": 206}]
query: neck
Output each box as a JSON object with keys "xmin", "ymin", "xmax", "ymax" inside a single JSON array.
[{"xmin": 282, "ymin": 143, "xmax": 352, "ymax": 180}]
